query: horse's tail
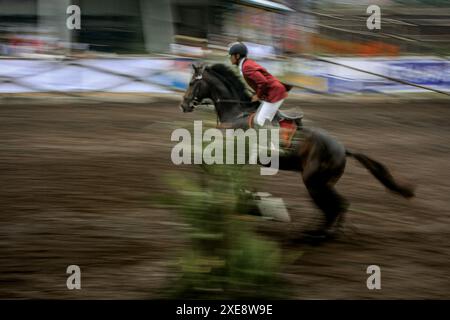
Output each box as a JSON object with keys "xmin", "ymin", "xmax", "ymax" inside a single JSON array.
[{"xmin": 345, "ymin": 150, "xmax": 415, "ymax": 198}]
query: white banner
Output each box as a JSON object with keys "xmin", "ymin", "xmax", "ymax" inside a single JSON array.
[{"xmin": 0, "ymin": 56, "xmax": 448, "ymax": 94}]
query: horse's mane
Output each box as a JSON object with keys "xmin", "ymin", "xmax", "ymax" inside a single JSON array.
[{"xmin": 208, "ymin": 64, "xmax": 251, "ymax": 102}]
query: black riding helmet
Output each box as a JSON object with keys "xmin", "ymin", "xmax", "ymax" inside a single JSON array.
[{"xmin": 228, "ymin": 42, "xmax": 248, "ymax": 57}]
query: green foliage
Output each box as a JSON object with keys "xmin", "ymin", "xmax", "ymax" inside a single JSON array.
[{"xmin": 161, "ymin": 163, "xmax": 289, "ymax": 299}]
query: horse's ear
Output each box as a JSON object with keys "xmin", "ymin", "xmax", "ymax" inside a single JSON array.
[
  {"xmin": 192, "ymin": 62, "xmax": 207, "ymax": 79},
  {"xmin": 193, "ymin": 62, "xmax": 206, "ymax": 71}
]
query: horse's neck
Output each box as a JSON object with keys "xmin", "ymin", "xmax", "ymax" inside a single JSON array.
[
  {"xmin": 216, "ymin": 102, "xmax": 243, "ymax": 123},
  {"xmin": 213, "ymin": 88, "xmax": 245, "ymax": 123},
  {"xmin": 212, "ymin": 85, "xmax": 257, "ymax": 123}
]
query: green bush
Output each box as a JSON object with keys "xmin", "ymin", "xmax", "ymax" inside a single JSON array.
[{"xmin": 162, "ymin": 163, "xmax": 289, "ymax": 299}]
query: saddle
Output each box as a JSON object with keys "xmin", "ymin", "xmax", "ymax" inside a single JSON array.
[
  {"xmin": 221, "ymin": 109, "xmax": 303, "ymax": 148},
  {"xmin": 241, "ymin": 109, "xmax": 302, "ymax": 148},
  {"xmin": 275, "ymin": 110, "xmax": 303, "ymax": 123}
]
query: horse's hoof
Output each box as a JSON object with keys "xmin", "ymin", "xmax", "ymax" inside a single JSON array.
[
  {"xmin": 299, "ymin": 230, "xmax": 328, "ymax": 244},
  {"xmin": 303, "ymin": 229, "xmax": 325, "ymax": 237},
  {"xmin": 300, "ymin": 228, "xmax": 342, "ymax": 244}
]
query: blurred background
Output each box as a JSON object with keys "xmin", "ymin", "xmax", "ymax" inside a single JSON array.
[
  {"xmin": 0, "ymin": 0, "xmax": 449, "ymax": 94},
  {"xmin": 2, "ymin": 0, "xmax": 450, "ymax": 55},
  {"xmin": 0, "ymin": 0, "xmax": 449, "ymax": 299}
]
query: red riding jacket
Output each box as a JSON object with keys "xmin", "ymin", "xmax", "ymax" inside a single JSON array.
[{"xmin": 240, "ymin": 58, "xmax": 291, "ymax": 103}]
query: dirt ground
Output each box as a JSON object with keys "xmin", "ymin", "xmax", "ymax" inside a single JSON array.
[{"xmin": 0, "ymin": 95, "xmax": 449, "ymax": 299}]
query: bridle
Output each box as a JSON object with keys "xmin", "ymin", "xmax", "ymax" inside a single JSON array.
[{"xmin": 187, "ymin": 75, "xmax": 204, "ymax": 109}]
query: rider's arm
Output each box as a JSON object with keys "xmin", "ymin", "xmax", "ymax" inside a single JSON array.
[{"xmin": 243, "ymin": 67, "xmax": 268, "ymax": 100}]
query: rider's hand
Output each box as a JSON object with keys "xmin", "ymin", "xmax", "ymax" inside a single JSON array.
[{"xmin": 251, "ymin": 94, "xmax": 259, "ymax": 102}]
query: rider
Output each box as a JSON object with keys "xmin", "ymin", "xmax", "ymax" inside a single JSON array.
[{"xmin": 228, "ymin": 42, "xmax": 292, "ymax": 129}]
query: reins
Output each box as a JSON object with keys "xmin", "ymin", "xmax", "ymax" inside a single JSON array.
[
  {"xmin": 216, "ymin": 98, "xmax": 254, "ymax": 104},
  {"xmin": 197, "ymin": 98, "xmax": 256, "ymax": 127}
]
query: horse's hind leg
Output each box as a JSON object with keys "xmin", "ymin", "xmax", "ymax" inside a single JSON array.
[
  {"xmin": 306, "ymin": 183, "xmax": 349, "ymax": 231},
  {"xmin": 302, "ymin": 157, "xmax": 349, "ymax": 234}
]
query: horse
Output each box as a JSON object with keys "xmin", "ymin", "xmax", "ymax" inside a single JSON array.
[{"xmin": 179, "ymin": 62, "xmax": 415, "ymax": 237}]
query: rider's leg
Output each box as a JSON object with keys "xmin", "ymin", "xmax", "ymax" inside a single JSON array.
[{"xmin": 254, "ymin": 99, "xmax": 285, "ymax": 127}]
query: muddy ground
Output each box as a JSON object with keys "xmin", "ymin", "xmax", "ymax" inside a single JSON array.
[{"xmin": 0, "ymin": 96, "xmax": 449, "ymax": 299}]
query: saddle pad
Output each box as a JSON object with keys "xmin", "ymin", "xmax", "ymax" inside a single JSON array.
[{"xmin": 279, "ymin": 119, "xmax": 297, "ymax": 148}]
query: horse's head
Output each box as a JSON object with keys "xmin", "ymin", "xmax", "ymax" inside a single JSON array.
[
  {"xmin": 179, "ymin": 63, "xmax": 256, "ymax": 124},
  {"xmin": 179, "ymin": 63, "xmax": 211, "ymax": 113}
]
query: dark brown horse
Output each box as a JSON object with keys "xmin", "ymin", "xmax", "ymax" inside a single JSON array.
[{"xmin": 179, "ymin": 63, "xmax": 415, "ymax": 237}]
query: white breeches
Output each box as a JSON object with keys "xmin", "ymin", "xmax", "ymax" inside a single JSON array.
[{"xmin": 254, "ymin": 99, "xmax": 285, "ymax": 126}]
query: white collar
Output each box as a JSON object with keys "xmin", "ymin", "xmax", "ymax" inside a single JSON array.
[{"xmin": 238, "ymin": 58, "xmax": 246, "ymax": 76}]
